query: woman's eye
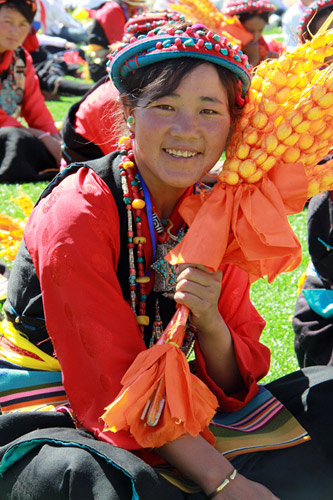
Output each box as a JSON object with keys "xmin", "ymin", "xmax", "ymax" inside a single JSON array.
[
  {"xmin": 202, "ymin": 109, "xmax": 218, "ymax": 115},
  {"xmin": 156, "ymin": 104, "xmax": 173, "ymax": 111}
]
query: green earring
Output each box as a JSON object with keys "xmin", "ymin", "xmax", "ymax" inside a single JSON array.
[{"xmin": 127, "ymin": 116, "xmax": 135, "ymax": 126}]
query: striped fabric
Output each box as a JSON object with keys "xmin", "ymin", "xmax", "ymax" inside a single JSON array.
[
  {"xmin": 0, "ymin": 365, "xmax": 68, "ymax": 414},
  {"xmin": 0, "ymin": 319, "xmax": 61, "ymax": 371},
  {"xmin": 157, "ymin": 386, "xmax": 310, "ymax": 493},
  {"xmin": 0, "ymin": 320, "xmax": 309, "ymax": 493},
  {"xmin": 211, "ymin": 386, "xmax": 310, "ymax": 458}
]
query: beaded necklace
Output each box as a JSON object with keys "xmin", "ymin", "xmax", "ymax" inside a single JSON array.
[
  {"xmin": 0, "ymin": 49, "xmax": 25, "ymax": 116},
  {"xmin": 118, "ymin": 136, "xmax": 196, "ymax": 351}
]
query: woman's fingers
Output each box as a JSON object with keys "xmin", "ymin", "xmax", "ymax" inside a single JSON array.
[{"xmin": 174, "ymin": 265, "xmax": 222, "ymax": 318}]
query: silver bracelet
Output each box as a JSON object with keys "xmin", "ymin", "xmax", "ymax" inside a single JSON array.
[
  {"xmin": 38, "ymin": 132, "xmax": 51, "ymax": 140},
  {"xmin": 206, "ymin": 469, "xmax": 237, "ymax": 499}
]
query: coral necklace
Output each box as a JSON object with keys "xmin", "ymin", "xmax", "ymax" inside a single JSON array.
[{"xmin": 118, "ymin": 136, "xmax": 186, "ymax": 340}]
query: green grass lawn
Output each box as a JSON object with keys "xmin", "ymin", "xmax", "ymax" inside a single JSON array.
[
  {"xmin": 0, "ymin": 93, "xmax": 308, "ymax": 383},
  {"xmin": 251, "ymin": 211, "xmax": 309, "ymax": 382}
]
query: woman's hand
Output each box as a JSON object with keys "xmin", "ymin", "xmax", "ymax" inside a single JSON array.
[
  {"xmin": 157, "ymin": 434, "xmax": 280, "ymax": 500},
  {"xmin": 39, "ymin": 134, "xmax": 62, "ymax": 166},
  {"xmin": 174, "ymin": 264, "xmax": 222, "ymax": 333},
  {"xmin": 27, "ymin": 128, "xmax": 62, "ymax": 166},
  {"xmin": 242, "ymin": 41, "xmax": 261, "ymax": 67},
  {"xmin": 212, "ymin": 473, "xmax": 280, "ymax": 500},
  {"xmin": 174, "ymin": 264, "xmax": 244, "ymax": 394}
]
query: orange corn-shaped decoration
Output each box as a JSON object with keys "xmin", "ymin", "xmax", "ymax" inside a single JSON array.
[
  {"xmin": 10, "ymin": 188, "xmax": 34, "ymax": 217},
  {"xmin": 169, "ymin": 0, "xmax": 226, "ymax": 32},
  {"xmin": 0, "ymin": 214, "xmax": 24, "ymax": 235},
  {"xmin": 219, "ymin": 29, "xmax": 333, "ymax": 198},
  {"xmin": 307, "ymin": 159, "xmax": 333, "ymax": 198},
  {"xmin": 0, "ymin": 190, "xmax": 34, "ymax": 261},
  {"xmin": 169, "ymin": 0, "xmax": 252, "ymax": 46}
]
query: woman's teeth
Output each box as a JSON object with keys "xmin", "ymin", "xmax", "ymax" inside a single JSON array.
[{"xmin": 165, "ymin": 149, "xmax": 198, "ymax": 158}]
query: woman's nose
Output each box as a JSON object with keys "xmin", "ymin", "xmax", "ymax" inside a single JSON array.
[
  {"xmin": 10, "ymin": 24, "xmax": 18, "ymax": 35},
  {"xmin": 170, "ymin": 112, "xmax": 200, "ymax": 138}
]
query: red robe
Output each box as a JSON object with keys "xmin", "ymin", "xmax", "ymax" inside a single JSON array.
[
  {"xmin": 24, "ymin": 165, "xmax": 270, "ymax": 457},
  {"xmin": 75, "ymin": 80, "xmax": 120, "ymax": 155}
]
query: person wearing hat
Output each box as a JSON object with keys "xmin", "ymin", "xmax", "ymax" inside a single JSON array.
[
  {"xmin": 0, "ymin": 0, "xmax": 61, "ymax": 182},
  {"xmin": 86, "ymin": 0, "xmax": 150, "ymax": 81},
  {"xmin": 292, "ymin": 191, "xmax": 333, "ymax": 367},
  {"xmin": 292, "ymin": 0, "xmax": 333, "ymax": 368},
  {"xmin": 281, "ymin": 0, "xmax": 313, "ymax": 50},
  {"xmin": 2, "ymin": 19, "xmax": 333, "ymax": 500},
  {"xmin": 297, "ymin": 0, "xmax": 333, "ymax": 43},
  {"xmin": 61, "ymin": 11, "xmax": 185, "ymax": 163},
  {"xmin": 222, "ymin": 0, "xmax": 282, "ymax": 67}
]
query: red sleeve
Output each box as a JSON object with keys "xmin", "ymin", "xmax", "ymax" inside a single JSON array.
[
  {"xmin": 24, "ymin": 168, "xmax": 147, "ymax": 450},
  {"xmin": 20, "ymin": 49, "xmax": 59, "ymax": 134},
  {"xmin": 23, "ymin": 170, "xmax": 270, "ymax": 450},
  {"xmin": 75, "ymin": 81, "xmax": 120, "ymax": 155},
  {"xmin": 194, "ymin": 264, "xmax": 270, "ymax": 411},
  {"xmin": 0, "ymin": 110, "xmax": 23, "ymax": 127},
  {"xmin": 95, "ymin": 2, "xmax": 126, "ymax": 45}
]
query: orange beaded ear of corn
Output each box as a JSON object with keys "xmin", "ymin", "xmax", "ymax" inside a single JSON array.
[
  {"xmin": 169, "ymin": 0, "xmax": 253, "ymax": 45},
  {"xmin": 219, "ymin": 29, "xmax": 333, "ymax": 198},
  {"xmin": 0, "ymin": 189, "xmax": 34, "ymax": 262}
]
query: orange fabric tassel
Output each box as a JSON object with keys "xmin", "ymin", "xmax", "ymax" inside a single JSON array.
[
  {"xmin": 167, "ymin": 162, "xmax": 308, "ymax": 282},
  {"xmin": 102, "ymin": 306, "xmax": 218, "ymax": 448}
]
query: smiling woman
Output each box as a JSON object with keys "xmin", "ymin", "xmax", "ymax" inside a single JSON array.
[
  {"xmin": 1, "ymin": 19, "xmax": 333, "ymax": 500},
  {"xmin": 0, "ymin": 0, "xmax": 61, "ymax": 182},
  {"xmin": 125, "ymin": 62, "xmax": 231, "ymax": 216}
]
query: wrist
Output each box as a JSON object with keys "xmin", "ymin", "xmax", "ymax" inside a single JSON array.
[
  {"xmin": 206, "ymin": 469, "xmax": 237, "ymax": 499},
  {"xmin": 199, "ymin": 462, "xmax": 235, "ymax": 495},
  {"xmin": 38, "ymin": 131, "xmax": 51, "ymax": 140}
]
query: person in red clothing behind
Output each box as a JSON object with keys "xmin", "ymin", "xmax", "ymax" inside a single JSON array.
[
  {"xmin": 2, "ymin": 19, "xmax": 333, "ymax": 500},
  {"xmin": 87, "ymin": 0, "xmax": 151, "ymax": 81},
  {"xmin": 223, "ymin": 0, "xmax": 283, "ymax": 67},
  {"xmin": 0, "ymin": 0, "xmax": 62, "ymax": 182},
  {"xmin": 61, "ymin": 10, "xmax": 186, "ymax": 163}
]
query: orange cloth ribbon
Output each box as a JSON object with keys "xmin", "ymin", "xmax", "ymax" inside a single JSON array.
[
  {"xmin": 101, "ymin": 162, "xmax": 309, "ymax": 448},
  {"xmin": 102, "ymin": 305, "xmax": 218, "ymax": 448},
  {"xmin": 167, "ymin": 162, "xmax": 309, "ymax": 282}
]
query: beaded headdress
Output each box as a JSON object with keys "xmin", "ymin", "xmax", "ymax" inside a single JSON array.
[
  {"xmin": 122, "ymin": 0, "xmax": 154, "ymax": 5},
  {"xmin": 297, "ymin": 0, "xmax": 333, "ymax": 40},
  {"xmin": 0, "ymin": 0, "xmax": 37, "ymax": 13},
  {"xmin": 124, "ymin": 10, "xmax": 186, "ymax": 36},
  {"xmin": 223, "ymin": 0, "xmax": 275, "ymax": 16},
  {"xmin": 109, "ymin": 23, "xmax": 252, "ymax": 99}
]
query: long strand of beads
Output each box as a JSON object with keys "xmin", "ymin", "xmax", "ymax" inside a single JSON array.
[
  {"xmin": 118, "ymin": 136, "xmax": 150, "ymax": 337},
  {"xmin": 149, "ymin": 299, "xmax": 164, "ymax": 348}
]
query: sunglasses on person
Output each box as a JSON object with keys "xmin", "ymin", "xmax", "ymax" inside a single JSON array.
[{"xmin": 0, "ymin": 0, "xmax": 37, "ymax": 13}]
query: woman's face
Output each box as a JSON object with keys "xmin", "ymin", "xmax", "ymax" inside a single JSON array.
[
  {"xmin": 130, "ymin": 63, "xmax": 231, "ymax": 196},
  {"xmin": 0, "ymin": 6, "xmax": 31, "ymax": 54},
  {"xmin": 243, "ymin": 16, "xmax": 267, "ymax": 43}
]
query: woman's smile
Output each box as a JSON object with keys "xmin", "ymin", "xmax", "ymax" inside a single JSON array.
[
  {"xmin": 130, "ymin": 62, "xmax": 231, "ymax": 216},
  {"xmin": 163, "ymin": 148, "xmax": 201, "ymax": 159}
]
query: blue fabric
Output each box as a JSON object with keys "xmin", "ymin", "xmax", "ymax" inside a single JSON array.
[
  {"xmin": 0, "ymin": 367, "xmax": 62, "ymax": 392},
  {"xmin": 303, "ymin": 289, "xmax": 333, "ymax": 318}
]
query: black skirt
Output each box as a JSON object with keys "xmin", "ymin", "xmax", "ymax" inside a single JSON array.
[
  {"xmin": 0, "ymin": 127, "xmax": 59, "ymax": 183},
  {"xmin": 1, "ymin": 367, "xmax": 333, "ymax": 500}
]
